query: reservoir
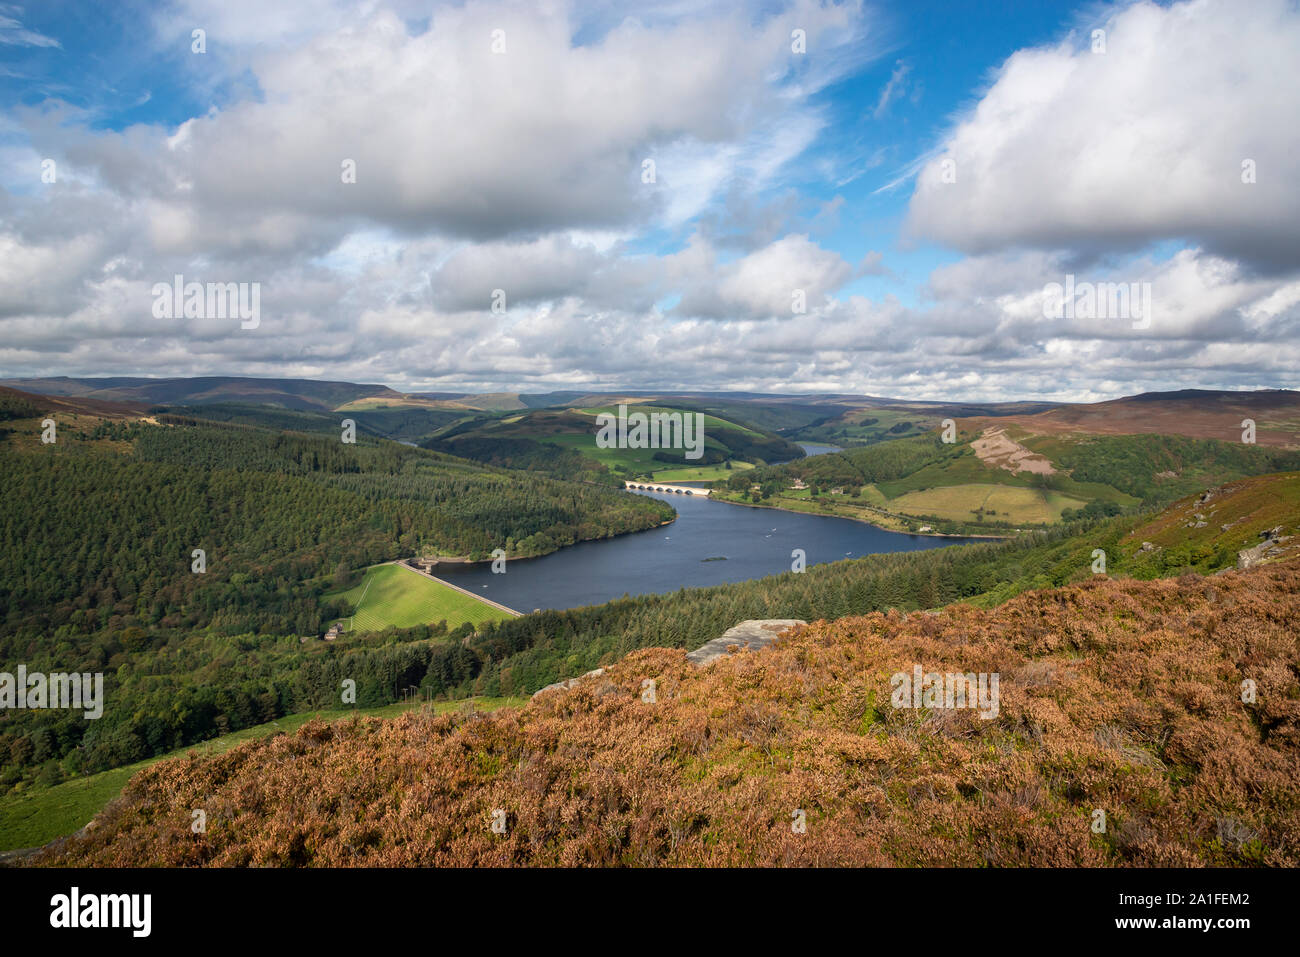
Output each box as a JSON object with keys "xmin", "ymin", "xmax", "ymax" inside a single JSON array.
[
  {"xmin": 434, "ymin": 489, "xmax": 977, "ymax": 612},
  {"xmin": 797, "ymin": 442, "xmax": 843, "ymax": 457}
]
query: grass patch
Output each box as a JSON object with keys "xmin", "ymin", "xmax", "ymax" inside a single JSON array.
[
  {"xmin": 331, "ymin": 563, "xmax": 513, "ymax": 632},
  {"xmin": 652, "ymin": 461, "xmax": 754, "ymax": 482},
  {"xmin": 544, "ymin": 430, "xmax": 736, "ymax": 473},
  {"xmin": 890, "ymin": 484, "xmax": 1088, "ymax": 525}
]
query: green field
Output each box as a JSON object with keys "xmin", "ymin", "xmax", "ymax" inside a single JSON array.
[
  {"xmin": 773, "ymin": 484, "xmax": 889, "ymax": 506},
  {"xmin": 872, "ymin": 449, "xmax": 1138, "ymax": 507},
  {"xmin": 0, "ymin": 697, "xmax": 527, "ymax": 852},
  {"xmin": 651, "ymin": 461, "xmax": 754, "ymax": 482},
  {"xmin": 890, "ymin": 483, "xmax": 1088, "ymax": 524},
  {"xmin": 713, "ymin": 434, "xmax": 1141, "ymax": 533},
  {"xmin": 544, "ymin": 431, "xmax": 677, "ymax": 472},
  {"xmin": 332, "ymin": 563, "xmax": 515, "ymax": 632}
]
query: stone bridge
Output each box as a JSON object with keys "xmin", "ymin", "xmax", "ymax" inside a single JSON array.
[{"xmin": 624, "ymin": 480, "xmax": 710, "ymax": 496}]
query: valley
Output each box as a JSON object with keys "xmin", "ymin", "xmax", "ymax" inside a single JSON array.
[
  {"xmin": 5, "ymin": 0, "xmax": 1295, "ymax": 914},
  {"xmin": 32, "ymin": 475, "xmax": 1300, "ymax": 865},
  {"xmin": 2, "ymin": 377, "xmax": 1299, "ymax": 868}
]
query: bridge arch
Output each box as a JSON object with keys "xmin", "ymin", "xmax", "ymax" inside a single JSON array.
[{"xmin": 623, "ymin": 480, "xmax": 711, "ymax": 497}]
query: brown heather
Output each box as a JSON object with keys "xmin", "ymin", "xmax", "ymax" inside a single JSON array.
[{"xmin": 42, "ymin": 563, "xmax": 1300, "ymax": 867}]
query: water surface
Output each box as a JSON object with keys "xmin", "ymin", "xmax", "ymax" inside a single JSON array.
[{"xmin": 435, "ymin": 489, "xmax": 976, "ymax": 612}]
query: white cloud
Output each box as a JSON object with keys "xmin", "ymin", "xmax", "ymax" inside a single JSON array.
[
  {"xmin": 0, "ymin": 13, "xmax": 60, "ymax": 49},
  {"xmin": 29, "ymin": 0, "xmax": 871, "ymax": 254},
  {"xmin": 905, "ymin": 0, "xmax": 1300, "ymax": 272},
  {"xmin": 872, "ymin": 60, "xmax": 909, "ymax": 119},
  {"xmin": 1, "ymin": 0, "xmax": 1297, "ymax": 402},
  {"xmin": 674, "ymin": 234, "xmax": 857, "ymax": 320}
]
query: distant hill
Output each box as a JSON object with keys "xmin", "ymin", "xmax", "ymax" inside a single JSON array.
[
  {"xmin": 425, "ymin": 403, "xmax": 806, "ymax": 481},
  {"xmin": 0, "ymin": 384, "xmax": 145, "ymax": 418},
  {"xmin": 7, "ymin": 378, "xmax": 1296, "ymax": 446},
  {"xmin": 964, "ymin": 389, "xmax": 1300, "ymax": 448},
  {"xmin": 361, "ymin": 392, "xmax": 529, "ymax": 412},
  {"xmin": 512, "ymin": 392, "xmax": 1065, "ymax": 439},
  {"xmin": 150, "ymin": 401, "xmax": 470, "ymax": 445},
  {"xmin": 0, "ymin": 376, "xmax": 398, "ymax": 412}
]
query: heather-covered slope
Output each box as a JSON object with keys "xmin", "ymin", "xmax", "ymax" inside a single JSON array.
[
  {"xmin": 965, "ymin": 389, "xmax": 1300, "ymax": 448},
  {"xmin": 42, "ymin": 560, "xmax": 1300, "ymax": 867}
]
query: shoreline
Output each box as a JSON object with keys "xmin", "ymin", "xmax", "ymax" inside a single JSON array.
[
  {"xmin": 414, "ymin": 513, "xmax": 680, "ymax": 568},
  {"xmin": 702, "ymin": 491, "xmax": 1013, "ymax": 540}
]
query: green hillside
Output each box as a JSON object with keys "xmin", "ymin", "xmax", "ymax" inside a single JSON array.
[
  {"xmin": 330, "ymin": 563, "xmax": 515, "ymax": 631},
  {"xmin": 427, "ymin": 403, "xmax": 804, "ymax": 481},
  {"xmin": 713, "ymin": 428, "xmax": 1300, "ymax": 536},
  {"xmin": 36, "ymin": 472, "xmax": 1300, "ymax": 869},
  {"xmin": 157, "ymin": 400, "xmax": 469, "ymax": 445},
  {"xmin": 787, "ymin": 406, "xmax": 938, "ymax": 446}
]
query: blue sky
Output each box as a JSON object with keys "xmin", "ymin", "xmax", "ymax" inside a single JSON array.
[{"xmin": 1, "ymin": 0, "xmax": 1297, "ymax": 399}]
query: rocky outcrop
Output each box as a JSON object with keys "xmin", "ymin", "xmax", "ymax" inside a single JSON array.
[
  {"xmin": 531, "ymin": 619, "xmax": 809, "ymax": 696},
  {"xmin": 1238, "ymin": 526, "xmax": 1292, "ymax": 570},
  {"xmin": 685, "ymin": 619, "xmax": 807, "ymax": 667},
  {"xmin": 532, "ymin": 668, "xmax": 605, "ymax": 698}
]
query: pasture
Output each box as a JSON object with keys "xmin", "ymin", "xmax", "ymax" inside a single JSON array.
[
  {"xmin": 889, "ymin": 483, "xmax": 1088, "ymax": 525},
  {"xmin": 332, "ymin": 562, "xmax": 514, "ymax": 633}
]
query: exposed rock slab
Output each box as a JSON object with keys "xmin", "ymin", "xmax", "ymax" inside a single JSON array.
[
  {"xmin": 685, "ymin": 619, "xmax": 807, "ymax": 666},
  {"xmin": 1238, "ymin": 526, "xmax": 1294, "ymax": 570}
]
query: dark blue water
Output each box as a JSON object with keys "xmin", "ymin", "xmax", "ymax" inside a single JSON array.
[{"xmin": 434, "ymin": 490, "xmax": 977, "ymax": 612}]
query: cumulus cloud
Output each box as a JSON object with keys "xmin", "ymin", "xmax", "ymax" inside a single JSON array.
[
  {"xmin": 0, "ymin": 0, "xmax": 1297, "ymax": 403},
  {"xmin": 905, "ymin": 0, "xmax": 1300, "ymax": 273},
  {"xmin": 29, "ymin": 0, "xmax": 868, "ymax": 255},
  {"xmin": 674, "ymin": 234, "xmax": 857, "ymax": 320}
]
